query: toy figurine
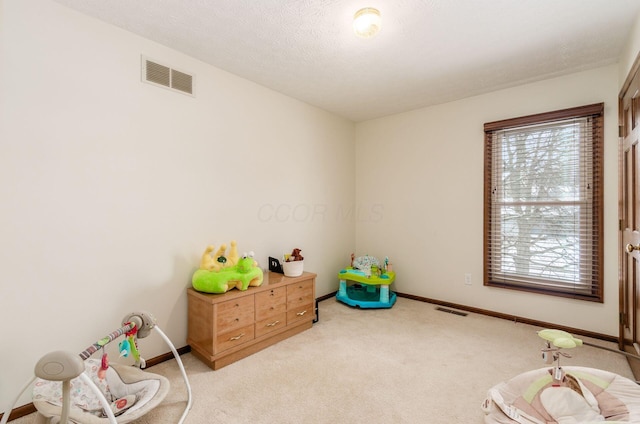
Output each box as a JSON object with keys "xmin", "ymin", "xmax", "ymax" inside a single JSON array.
[{"xmin": 286, "ymin": 248, "xmax": 304, "ymax": 262}]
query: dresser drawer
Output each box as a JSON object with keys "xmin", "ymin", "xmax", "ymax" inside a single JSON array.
[
  {"xmin": 216, "ymin": 296, "xmax": 254, "ymax": 332},
  {"xmin": 255, "ymin": 287, "xmax": 286, "ymax": 321},
  {"xmin": 287, "ymin": 304, "xmax": 314, "ymax": 325},
  {"xmin": 215, "ymin": 324, "xmax": 255, "ymax": 353},
  {"xmin": 255, "ymin": 312, "xmax": 287, "ymax": 338},
  {"xmin": 287, "ymin": 280, "xmax": 314, "ymax": 309}
]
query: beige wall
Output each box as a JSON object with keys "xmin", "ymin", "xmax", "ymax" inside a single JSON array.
[
  {"xmin": 2, "ymin": 0, "xmax": 639, "ymax": 415},
  {"xmin": 619, "ymin": 11, "xmax": 640, "ymax": 89},
  {"xmin": 355, "ymin": 64, "xmax": 620, "ymax": 337},
  {"xmin": 0, "ymin": 0, "xmax": 355, "ymax": 410}
]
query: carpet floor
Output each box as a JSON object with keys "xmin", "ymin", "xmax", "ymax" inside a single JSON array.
[{"xmin": 10, "ymin": 297, "xmax": 635, "ymax": 423}]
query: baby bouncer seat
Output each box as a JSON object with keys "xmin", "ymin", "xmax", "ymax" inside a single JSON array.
[
  {"xmin": 1, "ymin": 311, "xmax": 192, "ymax": 424},
  {"xmin": 482, "ymin": 329, "xmax": 640, "ymax": 423}
]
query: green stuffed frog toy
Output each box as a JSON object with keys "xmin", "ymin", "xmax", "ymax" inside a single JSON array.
[{"xmin": 192, "ymin": 241, "xmax": 264, "ymax": 293}]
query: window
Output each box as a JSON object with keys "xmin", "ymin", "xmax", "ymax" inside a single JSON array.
[{"xmin": 483, "ymin": 103, "xmax": 604, "ymax": 301}]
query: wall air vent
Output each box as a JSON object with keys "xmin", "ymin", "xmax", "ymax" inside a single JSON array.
[{"xmin": 141, "ymin": 56, "xmax": 194, "ymax": 96}]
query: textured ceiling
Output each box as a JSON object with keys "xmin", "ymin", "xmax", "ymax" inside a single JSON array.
[{"xmin": 53, "ymin": 0, "xmax": 640, "ymax": 122}]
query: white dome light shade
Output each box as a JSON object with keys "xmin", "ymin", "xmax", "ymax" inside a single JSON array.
[{"xmin": 353, "ymin": 8, "xmax": 381, "ymax": 38}]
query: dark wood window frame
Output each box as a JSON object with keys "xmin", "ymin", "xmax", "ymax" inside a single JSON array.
[{"xmin": 484, "ymin": 103, "xmax": 604, "ymax": 302}]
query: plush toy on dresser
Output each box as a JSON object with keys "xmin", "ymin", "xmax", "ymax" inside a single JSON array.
[{"xmin": 192, "ymin": 241, "xmax": 263, "ymax": 294}]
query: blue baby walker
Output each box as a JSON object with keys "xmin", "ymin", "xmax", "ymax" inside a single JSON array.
[{"xmin": 336, "ymin": 255, "xmax": 396, "ymax": 309}]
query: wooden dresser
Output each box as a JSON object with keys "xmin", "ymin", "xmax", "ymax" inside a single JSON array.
[{"xmin": 187, "ymin": 271, "xmax": 316, "ymax": 370}]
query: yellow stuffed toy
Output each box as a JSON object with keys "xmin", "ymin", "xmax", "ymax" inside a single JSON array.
[{"xmin": 199, "ymin": 241, "xmax": 242, "ymax": 272}]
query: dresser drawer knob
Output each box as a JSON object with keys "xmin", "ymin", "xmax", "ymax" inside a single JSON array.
[
  {"xmin": 296, "ymin": 310, "xmax": 307, "ymax": 316},
  {"xmin": 229, "ymin": 333, "xmax": 245, "ymax": 341},
  {"xmin": 266, "ymin": 320, "xmax": 280, "ymax": 327}
]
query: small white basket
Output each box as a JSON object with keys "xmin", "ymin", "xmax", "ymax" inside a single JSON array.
[{"xmin": 282, "ymin": 260, "xmax": 304, "ymax": 277}]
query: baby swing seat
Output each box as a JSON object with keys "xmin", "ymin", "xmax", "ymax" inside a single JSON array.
[
  {"xmin": 482, "ymin": 366, "xmax": 640, "ymax": 423},
  {"xmin": 482, "ymin": 329, "xmax": 640, "ymax": 423},
  {"xmin": 0, "ymin": 311, "xmax": 191, "ymax": 424},
  {"xmin": 32, "ymin": 358, "xmax": 170, "ymax": 424}
]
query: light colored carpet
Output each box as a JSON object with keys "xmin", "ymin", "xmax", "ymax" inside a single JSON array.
[{"xmin": 10, "ymin": 297, "xmax": 635, "ymax": 423}]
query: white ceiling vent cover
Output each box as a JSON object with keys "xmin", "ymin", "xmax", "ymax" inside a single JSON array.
[{"xmin": 141, "ymin": 56, "xmax": 194, "ymax": 96}]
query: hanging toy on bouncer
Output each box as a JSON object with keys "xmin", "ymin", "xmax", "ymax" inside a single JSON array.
[
  {"xmin": 122, "ymin": 321, "xmax": 145, "ymax": 367},
  {"xmin": 118, "ymin": 337, "xmax": 131, "ymax": 358},
  {"xmin": 98, "ymin": 347, "xmax": 109, "ymax": 380}
]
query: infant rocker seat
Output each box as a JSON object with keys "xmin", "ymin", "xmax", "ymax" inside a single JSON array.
[
  {"xmin": 482, "ymin": 329, "xmax": 640, "ymax": 423},
  {"xmin": 1, "ymin": 311, "xmax": 192, "ymax": 424}
]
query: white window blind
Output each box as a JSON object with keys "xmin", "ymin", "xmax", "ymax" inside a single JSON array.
[{"xmin": 484, "ymin": 103, "xmax": 603, "ymax": 301}]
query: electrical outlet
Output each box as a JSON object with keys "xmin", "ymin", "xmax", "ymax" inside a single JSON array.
[{"xmin": 464, "ymin": 273, "xmax": 472, "ymax": 285}]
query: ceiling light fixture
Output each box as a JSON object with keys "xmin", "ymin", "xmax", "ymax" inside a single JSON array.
[{"xmin": 353, "ymin": 7, "xmax": 381, "ymax": 38}]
